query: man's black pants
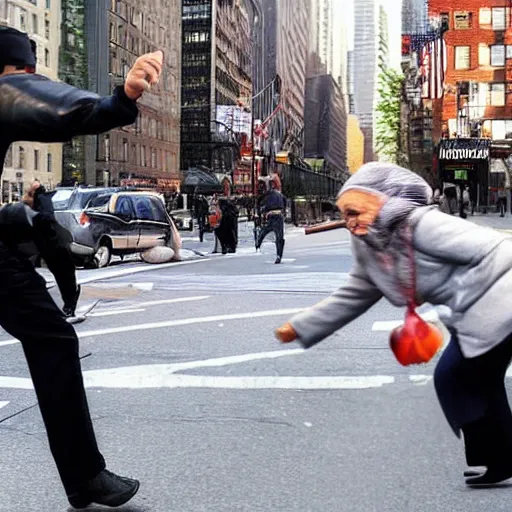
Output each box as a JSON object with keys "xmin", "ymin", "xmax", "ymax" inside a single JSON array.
[{"xmin": 0, "ymin": 246, "xmax": 105, "ymax": 493}]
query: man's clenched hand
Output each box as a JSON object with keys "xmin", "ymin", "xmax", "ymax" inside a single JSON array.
[{"xmin": 124, "ymin": 51, "xmax": 163, "ymax": 101}]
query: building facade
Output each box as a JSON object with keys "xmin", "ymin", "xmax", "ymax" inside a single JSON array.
[
  {"xmin": 308, "ymin": 0, "xmax": 333, "ymax": 76},
  {"xmin": 60, "ymin": 0, "xmax": 181, "ymax": 189},
  {"xmin": 275, "ymin": 0, "xmax": 310, "ymax": 155},
  {"xmin": 0, "ymin": 0, "xmax": 62, "ymax": 201},
  {"xmin": 428, "ymin": 0, "xmax": 512, "ymax": 208},
  {"xmin": 353, "ymin": 0, "xmax": 379, "ymax": 163},
  {"xmin": 402, "ymin": 0, "xmax": 427, "ymax": 34},
  {"xmin": 304, "ymin": 74, "xmax": 348, "ymax": 178},
  {"xmin": 181, "ymin": 0, "xmax": 253, "ymax": 182},
  {"xmin": 347, "ymin": 114, "xmax": 365, "ymax": 174}
]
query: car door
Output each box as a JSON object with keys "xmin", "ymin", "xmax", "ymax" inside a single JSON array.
[
  {"xmin": 133, "ymin": 195, "xmax": 170, "ymax": 250},
  {"xmin": 110, "ymin": 195, "xmax": 138, "ymax": 250}
]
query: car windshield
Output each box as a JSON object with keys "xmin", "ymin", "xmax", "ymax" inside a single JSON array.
[{"xmin": 51, "ymin": 189, "xmax": 74, "ymax": 210}]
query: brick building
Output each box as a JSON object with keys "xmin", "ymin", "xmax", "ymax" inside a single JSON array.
[{"xmin": 429, "ymin": 0, "xmax": 512, "ymax": 208}]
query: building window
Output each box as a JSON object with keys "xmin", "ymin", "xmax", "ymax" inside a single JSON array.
[
  {"xmin": 490, "ymin": 83, "xmax": 506, "ymax": 106},
  {"xmin": 480, "ymin": 8, "xmax": 491, "ymax": 26},
  {"xmin": 46, "ymin": 0, "xmax": 51, "ymax": 9},
  {"xmin": 123, "ymin": 139, "xmax": 128, "ymax": 162},
  {"xmin": 47, "ymin": 153, "xmax": 52, "ymax": 173},
  {"xmin": 34, "ymin": 149, "xmax": 40, "ymax": 171},
  {"xmin": 479, "ymin": 44, "xmax": 490, "ymax": 66},
  {"xmin": 455, "ymin": 46, "xmax": 470, "ymax": 70},
  {"xmin": 454, "ymin": 12, "xmax": 472, "ymax": 30},
  {"xmin": 18, "ymin": 147, "xmax": 25, "ymax": 169},
  {"xmin": 45, "ymin": 20, "xmax": 50, "ymax": 39},
  {"xmin": 492, "ymin": 8, "xmax": 506, "ymax": 30},
  {"xmin": 440, "ymin": 12, "xmax": 449, "ymax": 30},
  {"xmin": 32, "ymin": 13, "xmax": 38, "ymax": 35},
  {"xmin": 4, "ymin": 146, "xmax": 12, "ymax": 168},
  {"xmin": 44, "ymin": 48, "xmax": 50, "ymax": 67},
  {"xmin": 20, "ymin": 10, "xmax": 26, "ymax": 31},
  {"xmin": 491, "ymin": 45, "xmax": 505, "ymax": 66}
]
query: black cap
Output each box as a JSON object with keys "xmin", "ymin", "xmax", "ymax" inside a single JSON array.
[{"xmin": 0, "ymin": 26, "xmax": 36, "ymax": 69}]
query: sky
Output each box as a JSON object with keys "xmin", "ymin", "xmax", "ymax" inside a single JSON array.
[{"xmin": 333, "ymin": 0, "xmax": 403, "ymax": 71}]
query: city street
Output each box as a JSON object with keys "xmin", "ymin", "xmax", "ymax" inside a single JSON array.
[{"xmin": 1, "ymin": 220, "xmax": 512, "ymax": 511}]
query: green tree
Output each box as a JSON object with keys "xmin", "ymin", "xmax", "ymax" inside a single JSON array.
[{"xmin": 375, "ymin": 67, "xmax": 403, "ymax": 163}]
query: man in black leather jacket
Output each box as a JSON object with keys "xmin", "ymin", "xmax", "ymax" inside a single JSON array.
[{"xmin": 0, "ymin": 26, "xmax": 163, "ymax": 508}]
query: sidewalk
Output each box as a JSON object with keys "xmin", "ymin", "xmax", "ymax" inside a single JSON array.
[{"xmin": 467, "ymin": 212, "xmax": 512, "ymax": 232}]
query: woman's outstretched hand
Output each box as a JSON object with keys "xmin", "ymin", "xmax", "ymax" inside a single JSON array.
[{"xmin": 275, "ymin": 323, "xmax": 298, "ymax": 343}]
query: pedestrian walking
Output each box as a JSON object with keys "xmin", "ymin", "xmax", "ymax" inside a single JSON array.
[
  {"xmin": 215, "ymin": 198, "xmax": 239, "ymax": 254},
  {"xmin": 276, "ymin": 162, "xmax": 512, "ymax": 487},
  {"xmin": 255, "ymin": 179, "xmax": 286, "ymax": 264},
  {"xmin": 0, "ymin": 26, "xmax": 163, "ymax": 508},
  {"xmin": 193, "ymin": 191, "xmax": 209, "ymax": 242},
  {"xmin": 497, "ymin": 183, "xmax": 507, "ymax": 217}
]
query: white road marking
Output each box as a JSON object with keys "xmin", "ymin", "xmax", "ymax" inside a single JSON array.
[
  {"xmin": 0, "ymin": 401, "xmax": 9, "ymax": 409},
  {"xmin": 0, "ymin": 340, "xmax": 20, "ymax": 348},
  {"xmin": 0, "ymin": 308, "xmax": 305, "ymax": 347},
  {"xmin": 121, "ymin": 295, "xmax": 210, "ymax": 308},
  {"xmin": 0, "ymin": 348, "xmax": 395, "ymax": 390},
  {"xmin": 410, "ymin": 375, "xmax": 433, "ymax": 386},
  {"xmin": 89, "ymin": 308, "xmax": 146, "ymax": 317},
  {"xmin": 82, "ymin": 374, "xmax": 397, "ymax": 390},
  {"xmin": 131, "ymin": 282, "xmax": 154, "ymax": 291},
  {"xmin": 372, "ymin": 309, "xmax": 440, "ymax": 331}
]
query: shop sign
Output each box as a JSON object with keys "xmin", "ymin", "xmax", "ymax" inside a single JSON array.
[{"xmin": 439, "ymin": 147, "xmax": 489, "ymax": 160}]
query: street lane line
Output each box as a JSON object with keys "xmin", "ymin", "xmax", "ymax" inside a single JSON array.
[
  {"xmin": 82, "ymin": 374, "xmax": 396, "ymax": 390},
  {"xmin": 131, "ymin": 283, "xmax": 154, "ymax": 291},
  {"xmin": 0, "ymin": 340, "xmax": 19, "ymax": 348},
  {"xmin": 79, "ymin": 308, "xmax": 305, "ymax": 339},
  {"xmin": 89, "ymin": 308, "xmax": 146, "ymax": 317},
  {"xmin": 0, "ymin": 308, "xmax": 305, "ymax": 346},
  {"xmin": 372, "ymin": 309, "xmax": 440, "ymax": 331},
  {"xmin": 117, "ymin": 295, "xmax": 211, "ymax": 308},
  {"xmin": 0, "ymin": 401, "xmax": 9, "ymax": 408}
]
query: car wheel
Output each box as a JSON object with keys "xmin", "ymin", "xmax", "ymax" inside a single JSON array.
[{"xmin": 94, "ymin": 240, "xmax": 112, "ymax": 269}]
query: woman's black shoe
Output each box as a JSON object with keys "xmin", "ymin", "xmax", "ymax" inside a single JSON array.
[{"xmin": 67, "ymin": 469, "xmax": 140, "ymax": 509}]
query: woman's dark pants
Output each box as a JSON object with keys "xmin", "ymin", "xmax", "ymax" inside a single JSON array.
[{"xmin": 434, "ymin": 331, "xmax": 512, "ymax": 468}]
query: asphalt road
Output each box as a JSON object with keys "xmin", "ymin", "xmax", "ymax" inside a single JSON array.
[{"xmin": 0, "ymin": 219, "xmax": 512, "ymax": 511}]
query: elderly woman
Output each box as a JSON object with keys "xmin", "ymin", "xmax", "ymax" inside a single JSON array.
[{"xmin": 277, "ymin": 162, "xmax": 512, "ymax": 486}]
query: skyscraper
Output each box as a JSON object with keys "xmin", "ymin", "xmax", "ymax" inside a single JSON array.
[
  {"xmin": 353, "ymin": 0, "xmax": 379, "ymax": 162},
  {"xmin": 309, "ymin": 0, "xmax": 334, "ymax": 75},
  {"xmin": 402, "ymin": 0, "xmax": 427, "ymax": 34}
]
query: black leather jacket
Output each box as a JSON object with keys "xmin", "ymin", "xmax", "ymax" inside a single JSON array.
[{"xmin": 0, "ymin": 73, "xmax": 139, "ymax": 307}]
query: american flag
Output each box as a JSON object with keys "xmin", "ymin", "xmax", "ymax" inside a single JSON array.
[{"xmin": 418, "ymin": 35, "xmax": 447, "ymax": 100}]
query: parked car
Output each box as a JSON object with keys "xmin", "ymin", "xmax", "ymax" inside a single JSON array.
[{"xmin": 53, "ymin": 190, "xmax": 180, "ymax": 268}]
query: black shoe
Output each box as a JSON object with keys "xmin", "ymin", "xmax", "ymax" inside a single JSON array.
[
  {"xmin": 275, "ymin": 256, "xmax": 281, "ymax": 264},
  {"xmin": 465, "ymin": 466, "xmax": 512, "ymax": 486},
  {"xmin": 67, "ymin": 469, "xmax": 140, "ymax": 509}
]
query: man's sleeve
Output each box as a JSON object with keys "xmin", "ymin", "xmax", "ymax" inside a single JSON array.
[{"xmin": 0, "ymin": 75, "xmax": 138, "ymax": 143}]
